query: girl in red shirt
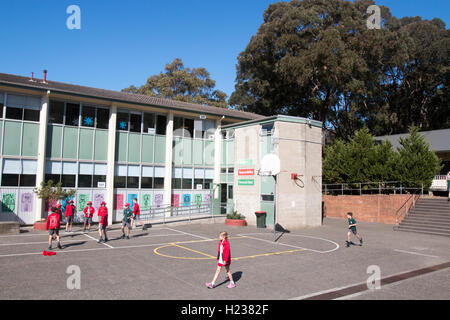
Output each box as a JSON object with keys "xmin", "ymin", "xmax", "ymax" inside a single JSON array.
[
  {"xmin": 64, "ymin": 199, "xmax": 75, "ymax": 233},
  {"xmin": 205, "ymin": 231, "xmax": 235, "ymax": 289},
  {"xmin": 97, "ymin": 201, "xmax": 109, "ymax": 243},
  {"xmin": 83, "ymin": 201, "xmax": 95, "ymax": 233}
]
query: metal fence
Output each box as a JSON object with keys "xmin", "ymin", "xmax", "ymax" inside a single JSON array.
[{"xmin": 323, "ymin": 181, "xmax": 424, "ymax": 196}]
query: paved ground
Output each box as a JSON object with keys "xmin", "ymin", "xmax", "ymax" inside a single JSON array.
[{"xmin": 0, "ymin": 217, "xmax": 449, "ymax": 300}]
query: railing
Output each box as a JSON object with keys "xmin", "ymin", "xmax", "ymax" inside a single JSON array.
[
  {"xmin": 323, "ymin": 181, "xmax": 424, "ymax": 196},
  {"xmin": 430, "ymin": 175, "xmax": 448, "ymax": 191},
  {"xmin": 394, "ymin": 189, "xmax": 422, "ymax": 226}
]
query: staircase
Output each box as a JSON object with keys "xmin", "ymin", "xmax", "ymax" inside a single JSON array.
[{"xmin": 395, "ymin": 198, "xmax": 450, "ymax": 237}]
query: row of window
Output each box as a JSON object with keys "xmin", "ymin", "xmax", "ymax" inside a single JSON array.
[
  {"xmin": 116, "ymin": 111, "xmax": 167, "ymax": 135},
  {"xmin": 49, "ymin": 100, "xmax": 110, "ymax": 129},
  {"xmin": 173, "ymin": 116, "xmax": 216, "ymax": 139},
  {"xmin": 0, "ymin": 93, "xmax": 41, "ymax": 122}
]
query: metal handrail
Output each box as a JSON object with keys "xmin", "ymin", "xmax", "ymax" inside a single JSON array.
[{"xmin": 394, "ymin": 189, "xmax": 422, "ymax": 226}]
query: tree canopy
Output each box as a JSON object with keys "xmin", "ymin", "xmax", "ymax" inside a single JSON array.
[
  {"xmin": 122, "ymin": 58, "xmax": 228, "ymax": 108},
  {"xmin": 229, "ymin": 0, "xmax": 449, "ymax": 139}
]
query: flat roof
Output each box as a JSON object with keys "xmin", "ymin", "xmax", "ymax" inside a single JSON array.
[
  {"xmin": 221, "ymin": 114, "xmax": 323, "ymax": 130},
  {"xmin": 0, "ymin": 72, "xmax": 264, "ymax": 121},
  {"xmin": 375, "ymin": 128, "xmax": 450, "ymax": 152}
]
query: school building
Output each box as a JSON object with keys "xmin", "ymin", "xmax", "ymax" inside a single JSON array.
[{"xmin": 0, "ymin": 72, "xmax": 323, "ymax": 230}]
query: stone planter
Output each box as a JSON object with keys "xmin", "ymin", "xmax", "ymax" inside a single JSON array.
[{"xmin": 225, "ymin": 219, "xmax": 246, "ymax": 227}]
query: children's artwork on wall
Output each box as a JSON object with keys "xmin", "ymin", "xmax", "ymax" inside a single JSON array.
[
  {"xmin": 171, "ymin": 194, "xmax": 180, "ymax": 208},
  {"xmin": 45, "ymin": 199, "xmax": 58, "ymax": 212},
  {"xmin": 2, "ymin": 193, "xmax": 16, "ymax": 213},
  {"xmin": 128, "ymin": 194, "xmax": 138, "ymax": 211},
  {"xmin": 194, "ymin": 194, "xmax": 202, "ymax": 208},
  {"xmin": 141, "ymin": 194, "xmax": 151, "ymax": 211},
  {"xmin": 154, "ymin": 194, "xmax": 163, "ymax": 208},
  {"xmin": 182, "ymin": 194, "xmax": 191, "ymax": 207},
  {"xmin": 114, "ymin": 194, "xmax": 124, "ymax": 210},
  {"xmin": 204, "ymin": 194, "xmax": 211, "ymax": 206},
  {"xmin": 93, "ymin": 193, "xmax": 104, "ymax": 211},
  {"xmin": 62, "ymin": 196, "xmax": 74, "ymax": 213},
  {"xmin": 78, "ymin": 194, "xmax": 90, "ymax": 212},
  {"xmin": 20, "ymin": 193, "xmax": 33, "ymax": 212}
]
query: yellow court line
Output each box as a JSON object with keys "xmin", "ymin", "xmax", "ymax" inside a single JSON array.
[
  {"xmin": 171, "ymin": 236, "xmax": 248, "ymax": 245},
  {"xmin": 172, "ymin": 243, "xmax": 216, "ymax": 259},
  {"xmin": 233, "ymin": 249, "xmax": 306, "ymax": 260}
]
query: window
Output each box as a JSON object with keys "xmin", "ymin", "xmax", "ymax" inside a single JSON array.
[
  {"xmin": 24, "ymin": 109, "xmax": 40, "ymax": 122},
  {"xmin": 20, "ymin": 174, "xmax": 36, "ymax": 187},
  {"xmin": 93, "ymin": 175, "xmax": 106, "ymax": 188},
  {"xmin": 228, "ymin": 185, "xmax": 233, "ymax": 199},
  {"xmin": 194, "ymin": 178, "xmax": 203, "ymax": 189},
  {"xmin": 1, "ymin": 174, "xmax": 19, "ymax": 186},
  {"xmin": 45, "ymin": 174, "xmax": 61, "ymax": 184},
  {"xmin": 184, "ymin": 118, "xmax": 194, "ymax": 138},
  {"xmin": 156, "ymin": 115, "xmax": 167, "ymax": 135},
  {"xmin": 141, "ymin": 177, "xmax": 153, "ymax": 189},
  {"xmin": 174, "ymin": 117, "xmax": 183, "ymax": 137},
  {"xmin": 172, "ymin": 178, "xmax": 182, "ymax": 189},
  {"xmin": 117, "ymin": 112, "xmax": 129, "ymax": 131},
  {"xmin": 154, "ymin": 177, "xmax": 164, "ymax": 189},
  {"xmin": 78, "ymin": 175, "xmax": 92, "ymax": 188},
  {"xmin": 61, "ymin": 175, "xmax": 76, "ymax": 187},
  {"xmin": 49, "ymin": 100, "xmax": 64, "ymax": 124},
  {"xmin": 204, "ymin": 179, "xmax": 213, "ymax": 189},
  {"xmin": 114, "ymin": 176, "xmax": 126, "ymax": 188},
  {"xmin": 143, "ymin": 113, "xmax": 155, "ymax": 134},
  {"xmin": 5, "ymin": 107, "xmax": 22, "ymax": 120},
  {"xmin": 182, "ymin": 178, "xmax": 192, "ymax": 189},
  {"xmin": 129, "ymin": 113, "xmax": 141, "ymax": 133},
  {"xmin": 127, "ymin": 176, "xmax": 139, "ymax": 188},
  {"xmin": 65, "ymin": 103, "xmax": 80, "ymax": 126},
  {"xmin": 96, "ymin": 108, "xmax": 109, "ymax": 129},
  {"xmin": 81, "ymin": 105, "xmax": 96, "ymax": 127}
]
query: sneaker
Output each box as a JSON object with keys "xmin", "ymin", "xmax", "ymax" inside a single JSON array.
[
  {"xmin": 121, "ymin": 234, "xmax": 125, "ymax": 239},
  {"xmin": 57, "ymin": 243, "xmax": 62, "ymax": 249},
  {"xmin": 104, "ymin": 237, "xmax": 109, "ymax": 242},
  {"xmin": 126, "ymin": 236, "xmax": 130, "ymax": 240},
  {"xmin": 360, "ymin": 238, "xmax": 363, "ymax": 245},
  {"xmin": 345, "ymin": 241, "xmax": 350, "ymax": 248},
  {"xmin": 227, "ymin": 283, "xmax": 236, "ymax": 289},
  {"xmin": 143, "ymin": 226, "xmax": 148, "ymax": 231},
  {"xmin": 48, "ymin": 245, "xmax": 52, "ymax": 250},
  {"xmin": 98, "ymin": 238, "xmax": 103, "ymax": 243},
  {"xmin": 205, "ymin": 282, "xmax": 214, "ymax": 289}
]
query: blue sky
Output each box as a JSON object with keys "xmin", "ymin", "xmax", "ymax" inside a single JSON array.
[{"xmin": 0, "ymin": 0, "xmax": 448, "ymax": 99}]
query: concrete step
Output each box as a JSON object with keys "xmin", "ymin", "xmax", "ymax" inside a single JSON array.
[
  {"xmin": 413, "ymin": 206, "xmax": 450, "ymax": 212},
  {"xmin": 408, "ymin": 211, "xmax": 450, "ymax": 217},
  {"xmin": 395, "ymin": 226, "xmax": 450, "ymax": 237},
  {"xmin": 403, "ymin": 216, "xmax": 450, "ymax": 224},
  {"xmin": 0, "ymin": 221, "xmax": 20, "ymax": 234},
  {"xmin": 399, "ymin": 221, "xmax": 450, "ymax": 231}
]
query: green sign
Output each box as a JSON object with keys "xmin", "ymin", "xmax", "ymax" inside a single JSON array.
[
  {"xmin": 237, "ymin": 159, "xmax": 253, "ymax": 166},
  {"xmin": 238, "ymin": 179, "xmax": 255, "ymax": 186}
]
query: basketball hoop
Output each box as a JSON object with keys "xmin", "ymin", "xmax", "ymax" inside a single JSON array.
[
  {"xmin": 259, "ymin": 153, "xmax": 280, "ymax": 176},
  {"xmin": 257, "ymin": 169, "xmax": 273, "ymax": 177}
]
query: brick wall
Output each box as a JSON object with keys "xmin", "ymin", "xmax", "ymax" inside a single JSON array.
[{"xmin": 323, "ymin": 194, "xmax": 414, "ymax": 224}]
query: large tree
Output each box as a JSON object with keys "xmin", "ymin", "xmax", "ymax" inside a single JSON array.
[
  {"xmin": 229, "ymin": 0, "xmax": 449, "ymax": 139},
  {"xmin": 123, "ymin": 58, "xmax": 228, "ymax": 108}
]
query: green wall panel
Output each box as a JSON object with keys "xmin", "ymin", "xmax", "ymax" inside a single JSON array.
[
  {"xmin": 62, "ymin": 127, "xmax": 78, "ymax": 159},
  {"xmin": 226, "ymin": 140, "xmax": 234, "ymax": 166},
  {"xmin": 78, "ymin": 128, "xmax": 94, "ymax": 160},
  {"xmin": 221, "ymin": 140, "xmax": 227, "ymax": 166},
  {"xmin": 3, "ymin": 121, "xmax": 21, "ymax": 156},
  {"xmin": 154, "ymin": 135, "xmax": 166, "ymax": 164},
  {"xmin": 46, "ymin": 125, "xmax": 62, "ymax": 158},
  {"xmin": 115, "ymin": 132, "xmax": 128, "ymax": 162},
  {"xmin": 141, "ymin": 135, "xmax": 154, "ymax": 163},
  {"xmin": 94, "ymin": 130, "xmax": 108, "ymax": 161},
  {"xmin": 182, "ymin": 138, "xmax": 192, "ymax": 165},
  {"xmin": 128, "ymin": 133, "xmax": 141, "ymax": 163},
  {"xmin": 193, "ymin": 139, "xmax": 203, "ymax": 165},
  {"xmin": 22, "ymin": 122, "xmax": 39, "ymax": 157},
  {"xmin": 172, "ymin": 137, "xmax": 183, "ymax": 165},
  {"xmin": 0, "ymin": 121, "xmax": 3, "ymax": 144},
  {"xmin": 205, "ymin": 140, "xmax": 215, "ymax": 166}
]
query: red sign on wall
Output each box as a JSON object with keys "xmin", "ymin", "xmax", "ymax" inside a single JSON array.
[{"xmin": 238, "ymin": 169, "xmax": 255, "ymax": 176}]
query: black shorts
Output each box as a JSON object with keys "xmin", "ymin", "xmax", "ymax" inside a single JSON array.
[
  {"xmin": 350, "ymin": 228, "xmax": 357, "ymax": 235},
  {"xmin": 122, "ymin": 220, "xmax": 131, "ymax": 229},
  {"xmin": 48, "ymin": 229, "xmax": 59, "ymax": 236},
  {"xmin": 84, "ymin": 217, "xmax": 92, "ymax": 224},
  {"xmin": 66, "ymin": 215, "xmax": 73, "ymax": 223},
  {"xmin": 99, "ymin": 224, "xmax": 107, "ymax": 230}
]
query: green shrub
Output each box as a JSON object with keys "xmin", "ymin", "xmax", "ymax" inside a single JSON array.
[{"xmin": 226, "ymin": 211, "xmax": 246, "ymax": 220}]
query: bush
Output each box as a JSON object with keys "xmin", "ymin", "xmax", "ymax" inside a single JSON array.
[{"xmin": 226, "ymin": 211, "xmax": 246, "ymax": 220}]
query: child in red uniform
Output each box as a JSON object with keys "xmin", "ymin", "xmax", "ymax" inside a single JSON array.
[
  {"xmin": 46, "ymin": 206, "xmax": 62, "ymax": 250},
  {"xmin": 205, "ymin": 231, "xmax": 235, "ymax": 289},
  {"xmin": 65, "ymin": 199, "xmax": 75, "ymax": 233},
  {"xmin": 83, "ymin": 201, "xmax": 95, "ymax": 233},
  {"xmin": 97, "ymin": 201, "xmax": 109, "ymax": 243},
  {"xmin": 132, "ymin": 198, "xmax": 147, "ymax": 231}
]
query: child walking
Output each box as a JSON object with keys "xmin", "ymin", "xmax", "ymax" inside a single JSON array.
[
  {"xmin": 205, "ymin": 231, "xmax": 236, "ymax": 289},
  {"xmin": 46, "ymin": 206, "xmax": 62, "ymax": 250},
  {"xmin": 83, "ymin": 201, "xmax": 95, "ymax": 232},
  {"xmin": 121, "ymin": 203, "xmax": 133, "ymax": 239},
  {"xmin": 132, "ymin": 198, "xmax": 148, "ymax": 231},
  {"xmin": 346, "ymin": 212, "xmax": 363, "ymax": 247},
  {"xmin": 97, "ymin": 201, "xmax": 109, "ymax": 243}
]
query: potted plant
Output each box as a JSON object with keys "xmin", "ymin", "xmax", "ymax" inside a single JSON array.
[
  {"xmin": 33, "ymin": 180, "xmax": 76, "ymax": 230},
  {"xmin": 225, "ymin": 211, "xmax": 246, "ymax": 227}
]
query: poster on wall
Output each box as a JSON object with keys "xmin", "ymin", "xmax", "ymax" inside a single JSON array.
[
  {"xmin": 93, "ymin": 193, "xmax": 104, "ymax": 211},
  {"xmin": 141, "ymin": 194, "xmax": 151, "ymax": 211},
  {"xmin": 20, "ymin": 193, "xmax": 33, "ymax": 212},
  {"xmin": 204, "ymin": 194, "xmax": 211, "ymax": 206},
  {"xmin": 62, "ymin": 196, "xmax": 74, "ymax": 213},
  {"xmin": 194, "ymin": 194, "xmax": 202, "ymax": 208},
  {"xmin": 45, "ymin": 198, "xmax": 58, "ymax": 212},
  {"xmin": 182, "ymin": 194, "xmax": 191, "ymax": 207},
  {"xmin": 114, "ymin": 194, "xmax": 124, "ymax": 210},
  {"xmin": 2, "ymin": 193, "xmax": 16, "ymax": 213},
  {"xmin": 171, "ymin": 194, "xmax": 180, "ymax": 208},
  {"xmin": 128, "ymin": 194, "xmax": 138, "ymax": 211},
  {"xmin": 154, "ymin": 194, "xmax": 163, "ymax": 208},
  {"xmin": 78, "ymin": 194, "xmax": 90, "ymax": 212}
]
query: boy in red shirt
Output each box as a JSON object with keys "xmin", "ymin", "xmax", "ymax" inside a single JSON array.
[
  {"xmin": 65, "ymin": 199, "xmax": 75, "ymax": 233},
  {"xmin": 46, "ymin": 206, "xmax": 63, "ymax": 250},
  {"xmin": 97, "ymin": 201, "xmax": 109, "ymax": 243},
  {"xmin": 132, "ymin": 198, "xmax": 148, "ymax": 231},
  {"xmin": 205, "ymin": 231, "xmax": 235, "ymax": 289},
  {"xmin": 83, "ymin": 201, "xmax": 95, "ymax": 233}
]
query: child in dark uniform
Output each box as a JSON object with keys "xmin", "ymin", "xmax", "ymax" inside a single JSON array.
[{"xmin": 346, "ymin": 212, "xmax": 363, "ymax": 247}]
